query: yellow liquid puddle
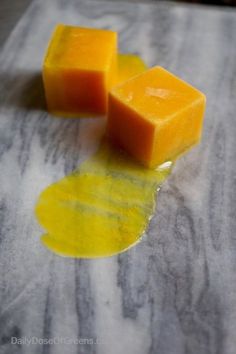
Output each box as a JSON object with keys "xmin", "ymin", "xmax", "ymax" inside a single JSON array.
[{"xmin": 35, "ymin": 142, "xmax": 172, "ymax": 258}]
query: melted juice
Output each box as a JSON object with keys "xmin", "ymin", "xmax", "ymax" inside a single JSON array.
[{"xmin": 35, "ymin": 142, "xmax": 172, "ymax": 258}]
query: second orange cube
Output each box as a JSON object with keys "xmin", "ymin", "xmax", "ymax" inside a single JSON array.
[{"xmin": 43, "ymin": 24, "xmax": 117, "ymax": 116}]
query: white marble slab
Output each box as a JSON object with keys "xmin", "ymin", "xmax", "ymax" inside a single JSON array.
[{"xmin": 0, "ymin": 0, "xmax": 236, "ymax": 353}]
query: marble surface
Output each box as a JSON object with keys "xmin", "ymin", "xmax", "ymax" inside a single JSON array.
[
  {"xmin": 0, "ymin": 0, "xmax": 32, "ymax": 47},
  {"xmin": 0, "ymin": 0, "xmax": 236, "ymax": 353}
]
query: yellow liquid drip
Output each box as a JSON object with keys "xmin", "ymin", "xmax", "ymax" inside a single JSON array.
[
  {"xmin": 35, "ymin": 142, "xmax": 172, "ymax": 258},
  {"xmin": 117, "ymin": 54, "xmax": 147, "ymax": 84}
]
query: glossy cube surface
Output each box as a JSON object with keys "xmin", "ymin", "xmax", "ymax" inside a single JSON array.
[
  {"xmin": 108, "ymin": 66, "xmax": 206, "ymax": 167},
  {"xmin": 43, "ymin": 24, "xmax": 117, "ymax": 116}
]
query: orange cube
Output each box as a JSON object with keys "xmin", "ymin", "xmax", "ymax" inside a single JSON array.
[
  {"xmin": 107, "ymin": 66, "xmax": 206, "ymax": 167},
  {"xmin": 43, "ymin": 24, "xmax": 117, "ymax": 116}
]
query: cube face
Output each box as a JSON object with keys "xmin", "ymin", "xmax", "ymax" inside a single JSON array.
[
  {"xmin": 43, "ymin": 24, "xmax": 117, "ymax": 116},
  {"xmin": 108, "ymin": 95, "xmax": 155, "ymax": 164},
  {"xmin": 150, "ymin": 98, "xmax": 206, "ymax": 166},
  {"xmin": 63, "ymin": 69, "xmax": 106, "ymax": 114},
  {"xmin": 108, "ymin": 66, "xmax": 206, "ymax": 167}
]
